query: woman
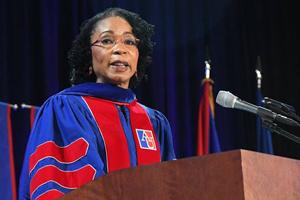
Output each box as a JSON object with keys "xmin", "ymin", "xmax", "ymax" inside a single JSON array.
[{"xmin": 19, "ymin": 7, "xmax": 175, "ymax": 199}]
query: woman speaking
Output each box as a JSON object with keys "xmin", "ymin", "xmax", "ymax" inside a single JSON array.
[{"xmin": 19, "ymin": 7, "xmax": 175, "ymax": 199}]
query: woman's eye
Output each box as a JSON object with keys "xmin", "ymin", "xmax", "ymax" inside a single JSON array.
[
  {"xmin": 101, "ymin": 38, "xmax": 114, "ymax": 45},
  {"xmin": 124, "ymin": 39, "xmax": 137, "ymax": 46}
]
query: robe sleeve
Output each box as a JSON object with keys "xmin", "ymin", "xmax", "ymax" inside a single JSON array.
[
  {"xmin": 18, "ymin": 94, "xmax": 106, "ymax": 200},
  {"xmin": 144, "ymin": 107, "xmax": 176, "ymax": 161}
]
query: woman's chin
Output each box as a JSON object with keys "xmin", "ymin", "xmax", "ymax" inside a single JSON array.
[{"xmin": 97, "ymin": 75, "xmax": 131, "ymax": 88}]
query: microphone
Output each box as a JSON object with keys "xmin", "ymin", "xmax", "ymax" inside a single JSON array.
[
  {"xmin": 216, "ymin": 90, "xmax": 300, "ymax": 127},
  {"xmin": 263, "ymin": 97, "xmax": 296, "ymax": 114}
]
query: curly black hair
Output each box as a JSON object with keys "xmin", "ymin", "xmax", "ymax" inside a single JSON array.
[{"xmin": 68, "ymin": 7, "xmax": 154, "ymax": 87}]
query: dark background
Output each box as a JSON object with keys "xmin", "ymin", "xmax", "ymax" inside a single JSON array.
[{"xmin": 1, "ymin": 0, "xmax": 300, "ymax": 187}]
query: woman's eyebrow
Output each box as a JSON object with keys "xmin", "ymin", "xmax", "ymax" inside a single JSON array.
[
  {"xmin": 98, "ymin": 30, "xmax": 114, "ymax": 35},
  {"xmin": 98, "ymin": 30, "xmax": 134, "ymax": 36}
]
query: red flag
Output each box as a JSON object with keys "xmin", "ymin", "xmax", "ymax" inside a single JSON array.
[
  {"xmin": 197, "ymin": 79, "xmax": 221, "ymax": 155},
  {"xmin": 30, "ymin": 106, "xmax": 39, "ymax": 129},
  {"xmin": 0, "ymin": 102, "xmax": 17, "ymax": 200}
]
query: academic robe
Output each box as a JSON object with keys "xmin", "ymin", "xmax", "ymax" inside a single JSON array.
[{"xmin": 19, "ymin": 83, "xmax": 175, "ymax": 200}]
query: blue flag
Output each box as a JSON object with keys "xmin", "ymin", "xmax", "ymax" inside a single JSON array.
[
  {"xmin": 0, "ymin": 102, "xmax": 17, "ymax": 200},
  {"xmin": 256, "ymin": 90, "xmax": 274, "ymax": 154}
]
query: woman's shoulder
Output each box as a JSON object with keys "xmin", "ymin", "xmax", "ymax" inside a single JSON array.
[
  {"xmin": 139, "ymin": 103, "xmax": 169, "ymax": 124},
  {"xmin": 38, "ymin": 91, "xmax": 86, "ymax": 114},
  {"xmin": 41, "ymin": 84, "xmax": 88, "ymax": 106}
]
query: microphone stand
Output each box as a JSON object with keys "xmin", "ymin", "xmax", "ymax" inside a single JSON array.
[
  {"xmin": 287, "ymin": 112, "xmax": 300, "ymax": 124},
  {"xmin": 262, "ymin": 120, "xmax": 300, "ymax": 144}
]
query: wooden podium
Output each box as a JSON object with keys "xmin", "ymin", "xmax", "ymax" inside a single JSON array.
[{"xmin": 59, "ymin": 150, "xmax": 300, "ymax": 200}]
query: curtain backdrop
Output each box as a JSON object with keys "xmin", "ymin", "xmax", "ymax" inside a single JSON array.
[{"xmin": 1, "ymin": 0, "xmax": 300, "ymax": 189}]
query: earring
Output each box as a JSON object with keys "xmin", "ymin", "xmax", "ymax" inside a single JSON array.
[
  {"xmin": 134, "ymin": 71, "xmax": 140, "ymax": 82},
  {"xmin": 89, "ymin": 67, "xmax": 93, "ymax": 75}
]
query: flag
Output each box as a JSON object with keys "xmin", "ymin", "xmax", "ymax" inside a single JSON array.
[
  {"xmin": 256, "ymin": 89, "xmax": 274, "ymax": 154},
  {"xmin": 197, "ymin": 79, "xmax": 221, "ymax": 155},
  {"xmin": 29, "ymin": 106, "xmax": 40, "ymax": 129},
  {"xmin": 20, "ymin": 103, "xmax": 40, "ymax": 129},
  {"xmin": 255, "ymin": 56, "xmax": 273, "ymax": 154},
  {"xmin": 0, "ymin": 102, "xmax": 17, "ymax": 200}
]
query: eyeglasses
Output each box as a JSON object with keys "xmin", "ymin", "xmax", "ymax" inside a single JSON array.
[{"xmin": 91, "ymin": 34, "xmax": 140, "ymax": 49}]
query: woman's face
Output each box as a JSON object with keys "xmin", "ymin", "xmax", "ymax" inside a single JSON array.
[{"xmin": 90, "ymin": 16, "xmax": 139, "ymax": 89}]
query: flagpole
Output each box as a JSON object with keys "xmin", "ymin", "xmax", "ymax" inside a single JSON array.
[
  {"xmin": 0, "ymin": 102, "xmax": 18, "ymax": 110},
  {"xmin": 255, "ymin": 69, "xmax": 261, "ymax": 89},
  {"xmin": 21, "ymin": 103, "xmax": 34, "ymax": 109},
  {"xmin": 205, "ymin": 60, "xmax": 211, "ymax": 79},
  {"xmin": 255, "ymin": 56, "xmax": 262, "ymax": 89},
  {"xmin": 9, "ymin": 104, "xmax": 18, "ymax": 110}
]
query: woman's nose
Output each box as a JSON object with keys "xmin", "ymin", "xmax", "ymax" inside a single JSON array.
[{"xmin": 112, "ymin": 43, "xmax": 128, "ymax": 55}]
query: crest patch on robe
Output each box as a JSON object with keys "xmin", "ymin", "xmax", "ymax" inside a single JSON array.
[{"xmin": 136, "ymin": 129, "xmax": 157, "ymax": 150}]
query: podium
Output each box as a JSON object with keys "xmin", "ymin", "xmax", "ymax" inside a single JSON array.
[{"xmin": 59, "ymin": 149, "xmax": 300, "ymax": 200}]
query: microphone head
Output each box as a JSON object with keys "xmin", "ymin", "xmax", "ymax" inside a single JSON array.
[{"xmin": 216, "ymin": 91, "xmax": 237, "ymax": 108}]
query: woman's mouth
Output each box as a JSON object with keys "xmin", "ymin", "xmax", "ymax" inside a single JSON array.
[{"xmin": 110, "ymin": 61, "xmax": 130, "ymax": 72}]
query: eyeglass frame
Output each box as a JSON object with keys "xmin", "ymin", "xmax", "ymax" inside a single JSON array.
[{"xmin": 91, "ymin": 32, "xmax": 140, "ymax": 49}]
